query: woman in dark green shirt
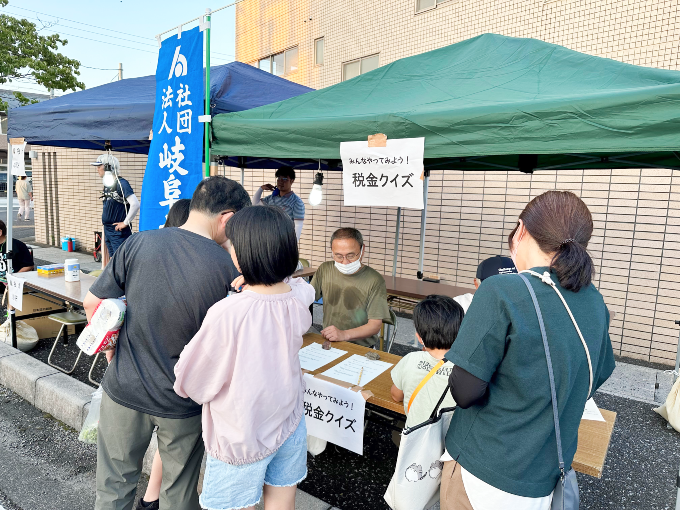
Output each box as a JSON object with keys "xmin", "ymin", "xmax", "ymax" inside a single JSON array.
[{"xmin": 440, "ymin": 191, "xmax": 616, "ymax": 510}]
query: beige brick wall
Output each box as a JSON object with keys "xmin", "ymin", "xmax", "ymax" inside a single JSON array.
[
  {"xmin": 234, "ymin": 0, "xmax": 680, "ymax": 364},
  {"xmin": 32, "ymin": 146, "xmax": 147, "ymax": 253}
]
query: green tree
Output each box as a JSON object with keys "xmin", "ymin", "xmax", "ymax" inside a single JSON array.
[{"xmin": 0, "ymin": 0, "xmax": 84, "ymax": 112}]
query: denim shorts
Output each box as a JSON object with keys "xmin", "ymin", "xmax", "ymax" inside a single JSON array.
[{"xmin": 199, "ymin": 418, "xmax": 308, "ymax": 510}]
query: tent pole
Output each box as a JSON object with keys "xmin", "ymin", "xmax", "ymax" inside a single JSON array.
[
  {"xmin": 204, "ymin": 8, "xmax": 212, "ymax": 178},
  {"xmin": 392, "ymin": 207, "xmax": 401, "ymax": 277},
  {"xmin": 6, "ymin": 140, "xmax": 15, "ymax": 348},
  {"xmin": 417, "ymin": 171, "xmax": 430, "ymax": 279}
]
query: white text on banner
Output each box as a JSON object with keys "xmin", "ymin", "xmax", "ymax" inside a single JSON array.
[
  {"xmin": 303, "ymin": 374, "xmax": 366, "ymax": 455},
  {"xmin": 340, "ymin": 137, "xmax": 424, "ymax": 209}
]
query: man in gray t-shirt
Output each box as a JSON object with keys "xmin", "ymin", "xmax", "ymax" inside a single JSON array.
[{"xmin": 85, "ymin": 177, "xmax": 251, "ymax": 510}]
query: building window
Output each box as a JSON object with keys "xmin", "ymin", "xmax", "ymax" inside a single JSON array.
[
  {"xmin": 416, "ymin": 0, "xmax": 445, "ymax": 13},
  {"xmin": 258, "ymin": 46, "xmax": 299, "ymax": 76},
  {"xmin": 342, "ymin": 54, "xmax": 379, "ymax": 81},
  {"xmin": 284, "ymin": 47, "xmax": 298, "ymax": 74},
  {"xmin": 259, "ymin": 58, "xmax": 271, "ymax": 73},
  {"xmin": 314, "ymin": 37, "xmax": 324, "ymax": 66}
]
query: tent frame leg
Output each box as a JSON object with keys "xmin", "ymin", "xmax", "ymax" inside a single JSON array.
[{"xmin": 417, "ymin": 171, "xmax": 430, "ymax": 279}]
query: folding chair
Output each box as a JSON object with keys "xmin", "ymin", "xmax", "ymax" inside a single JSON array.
[
  {"xmin": 380, "ymin": 308, "xmax": 399, "ymax": 353},
  {"xmin": 47, "ymin": 308, "xmax": 88, "ymax": 375}
]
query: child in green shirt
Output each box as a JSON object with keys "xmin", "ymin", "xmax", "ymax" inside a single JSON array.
[{"xmin": 390, "ymin": 295, "xmax": 464, "ymax": 428}]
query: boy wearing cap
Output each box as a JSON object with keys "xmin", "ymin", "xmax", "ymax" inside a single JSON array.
[
  {"xmin": 454, "ymin": 255, "xmax": 517, "ymax": 312},
  {"xmin": 91, "ymin": 154, "xmax": 140, "ymax": 257}
]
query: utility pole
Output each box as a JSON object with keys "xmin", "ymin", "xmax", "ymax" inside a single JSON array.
[{"xmin": 118, "ymin": 63, "xmax": 123, "ymax": 81}]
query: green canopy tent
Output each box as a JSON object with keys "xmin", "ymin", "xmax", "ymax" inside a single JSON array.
[{"xmin": 211, "ymin": 33, "xmax": 680, "ymax": 279}]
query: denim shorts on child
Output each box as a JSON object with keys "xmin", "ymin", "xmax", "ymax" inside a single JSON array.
[{"xmin": 199, "ymin": 418, "xmax": 308, "ymax": 510}]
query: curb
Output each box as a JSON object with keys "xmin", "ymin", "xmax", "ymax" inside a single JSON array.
[
  {"xmin": 0, "ymin": 341, "xmax": 157, "ymax": 476},
  {"xmin": 0, "ymin": 342, "xmax": 341, "ymax": 508},
  {"xmin": 0, "ymin": 341, "xmax": 91, "ymax": 431}
]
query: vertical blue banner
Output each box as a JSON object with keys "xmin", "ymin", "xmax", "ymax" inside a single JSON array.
[{"xmin": 139, "ymin": 26, "xmax": 203, "ymax": 230}]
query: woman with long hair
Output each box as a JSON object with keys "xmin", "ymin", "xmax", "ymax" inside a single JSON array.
[{"xmin": 440, "ymin": 190, "xmax": 615, "ymax": 510}]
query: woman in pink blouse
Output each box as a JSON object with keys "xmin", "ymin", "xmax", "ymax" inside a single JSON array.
[{"xmin": 174, "ymin": 206, "xmax": 315, "ymax": 510}]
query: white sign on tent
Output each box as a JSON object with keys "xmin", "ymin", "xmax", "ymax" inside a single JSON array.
[
  {"xmin": 340, "ymin": 137, "xmax": 425, "ymax": 209},
  {"xmin": 10, "ymin": 141, "xmax": 27, "ymax": 177}
]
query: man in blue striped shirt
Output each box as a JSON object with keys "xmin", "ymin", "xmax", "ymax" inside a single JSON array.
[{"xmin": 254, "ymin": 167, "xmax": 306, "ymax": 241}]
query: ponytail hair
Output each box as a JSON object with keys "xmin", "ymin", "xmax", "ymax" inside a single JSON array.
[{"xmin": 508, "ymin": 191, "xmax": 594, "ymax": 292}]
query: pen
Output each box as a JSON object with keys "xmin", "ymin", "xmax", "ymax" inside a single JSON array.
[{"xmin": 357, "ymin": 367, "xmax": 364, "ymax": 386}]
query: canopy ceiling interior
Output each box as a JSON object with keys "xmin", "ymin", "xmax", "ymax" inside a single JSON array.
[
  {"xmin": 7, "ymin": 62, "xmax": 312, "ymax": 155},
  {"xmin": 212, "ymin": 33, "xmax": 680, "ymax": 173}
]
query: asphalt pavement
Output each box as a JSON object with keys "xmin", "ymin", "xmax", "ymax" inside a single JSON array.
[
  {"xmin": 0, "ymin": 385, "xmax": 97, "ymax": 510},
  {"xmin": 0, "ymin": 200, "xmax": 35, "ymax": 242}
]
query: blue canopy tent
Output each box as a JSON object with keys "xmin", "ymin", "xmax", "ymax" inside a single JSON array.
[{"xmin": 7, "ymin": 62, "xmax": 312, "ymax": 154}]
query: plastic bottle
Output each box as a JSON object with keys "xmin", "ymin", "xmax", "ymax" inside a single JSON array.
[{"xmin": 65, "ymin": 259, "xmax": 80, "ymax": 282}]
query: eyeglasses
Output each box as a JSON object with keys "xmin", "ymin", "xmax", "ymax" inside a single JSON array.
[
  {"xmin": 332, "ymin": 252, "xmax": 360, "ymax": 263},
  {"xmin": 276, "ymin": 177, "xmax": 291, "ymax": 182}
]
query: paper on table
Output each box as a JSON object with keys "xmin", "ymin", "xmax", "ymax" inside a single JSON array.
[
  {"xmin": 299, "ymin": 342, "xmax": 347, "ymax": 371},
  {"xmin": 582, "ymin": 398, "xmax": 605, "ymax": 422},
  {"xmin": 321, "ymin": 354, "xmax": 393, "ymax": 386}
]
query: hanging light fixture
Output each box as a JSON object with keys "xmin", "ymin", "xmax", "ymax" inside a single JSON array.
[
  {"xmin": 102, "ymin": 169, "xmax": 116, "ymax": 187},
  {"xmin": 308, "ymin": 172, "xmax": 324, "ymax": 206}
]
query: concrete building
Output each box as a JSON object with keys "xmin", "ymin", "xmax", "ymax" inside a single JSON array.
[{"xmin": 225, "ymin": 0, "xmax": 680, "ymax": 365}]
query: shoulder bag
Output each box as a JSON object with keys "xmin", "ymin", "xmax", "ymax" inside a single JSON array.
[
  {"xmin": 384, "ymin": 360, "xmax": 456, "ymax": 510},
  {"xmin": 518, "ymin": 270, "xmax": 594, "ymax": 510}
]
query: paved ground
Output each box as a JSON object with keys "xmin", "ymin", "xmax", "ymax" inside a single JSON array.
[
  {"xmin": 0, "ymin": 384, "xmax": 336, "ymax": 510},
  {"xmin": 0, "ymin": 201, "xmax": 35, "ymax": 243},
  {"xmin": 0, "ymin": 385, "xmax": 97, "ymax": 510}
]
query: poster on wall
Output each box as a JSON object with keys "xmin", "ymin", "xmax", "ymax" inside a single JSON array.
[
  {"xmin": 139, "ymin": 27, "xmax": 204, "ymax": 230},
  {"xmin": 340, "ymin": 137, "xmax": 425, "ymax": 209}
]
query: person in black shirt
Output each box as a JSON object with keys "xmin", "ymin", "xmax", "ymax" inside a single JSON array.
[
  {"xmin": 84, "ymin": 177, "xmax": 251, "ymax": 510},
  {"xmin": 91, "ymin": 153, "xmax": 140, "ymax": 257},
  {"xmin": 0, "ymin": 219, "xmax": 34, "ymax": 286}
]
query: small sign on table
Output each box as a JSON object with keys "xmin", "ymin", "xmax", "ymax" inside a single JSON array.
[
  {"xmin": 303, "ymin": 373, "xmax": 367, "ymax": 455},
  {"xmin": 6, "ymin": 274, "xmax": 25, "ymax": 311}
]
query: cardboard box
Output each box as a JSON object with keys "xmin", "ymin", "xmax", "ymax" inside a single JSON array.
[
  {"xmin": 573, "ymin": 408, "xmax": 617, "ymax": 478},
  {"xmin": 16, "ymin": 293, "xmax": 76, "ymax": 339}
]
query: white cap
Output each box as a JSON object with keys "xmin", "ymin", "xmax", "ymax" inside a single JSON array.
[{"xmin": 90, "ymin": 154, "xmax": 120, "ymax": 175}]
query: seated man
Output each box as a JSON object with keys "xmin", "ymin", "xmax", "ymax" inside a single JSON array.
[
  {"xmin": 454, "ymin": 255, "xmax": 516, "ymax": 312},
  {"xmin": 0, "ymin": 219, "xmax": 34, "ymax": 287},
  {"xmin": 311, "ymin": 227, "xmax": 391, "ymax": 348}
]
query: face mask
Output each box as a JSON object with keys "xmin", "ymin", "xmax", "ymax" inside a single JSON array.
[{"xmin": 335, "ymin": 247, "xmax": 363, "ymax": 275}]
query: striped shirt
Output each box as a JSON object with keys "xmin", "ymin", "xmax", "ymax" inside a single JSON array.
[{"xmin": 262, "ymin": 192, "xmax": 306, "ymax": 220}]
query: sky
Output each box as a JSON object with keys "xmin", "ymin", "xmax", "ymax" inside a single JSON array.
[{"xmin": 3, "ymin": 0, "xmax": 236, "ymax": 96}]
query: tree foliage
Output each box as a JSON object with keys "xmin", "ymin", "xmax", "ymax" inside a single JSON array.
[{"xmin": 0, "ymin": 0, "xmax": 85, "ymax": 112}]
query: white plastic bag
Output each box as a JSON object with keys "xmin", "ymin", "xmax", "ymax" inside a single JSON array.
[
  {"xmin": 79, "ymin": 386, "xmax": 103, "ymax": 444},
  {"xmin": 306, "ymin": 434, "xmax": 327, "ymax": 456},
  {"xmin": 0, "ymin": 319, "xmax": 39, "ymax": 352},
  {"xmin": 654, "ymin": 375, "xmax": 680, "ymax": 431},
  {"xmin": 384, "ymin": 409, "xmax": 454, "ymax": 510}
]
